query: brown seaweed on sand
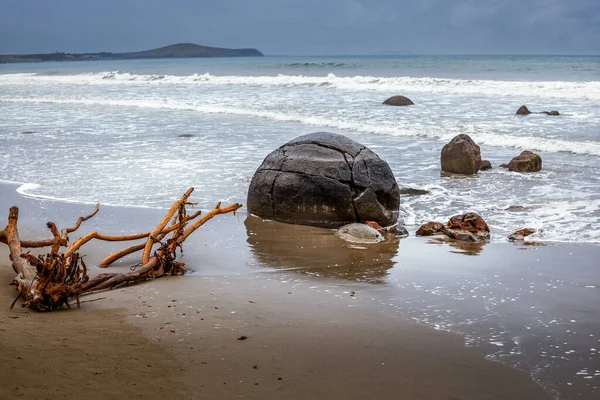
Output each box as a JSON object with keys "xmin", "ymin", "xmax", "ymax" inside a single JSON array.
[{"xmin": 0, "ymin": 188, "xmax": 242, "ymax": 311}]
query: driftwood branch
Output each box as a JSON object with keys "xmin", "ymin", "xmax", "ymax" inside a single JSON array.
[
  {"xmin": 141, "ymin": 188, "xmax": 194, "ymax": 265},
  {"xmin": 0, "ymin": 203, "xmax": 100, "ymax": 250},
  {"xmin": 98, "ymin": 210, "xmax": 201, "ymax": 268},
  {"xmin": 0, "ymin": 189, "xmax": 242, "ymax": 311}
]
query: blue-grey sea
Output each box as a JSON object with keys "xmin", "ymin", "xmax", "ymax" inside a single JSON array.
[
  {"xmin": 1, "ymin": 55, "xmax": 600, "ymax": 242},
  {"xmin": 1, "ymin": 55, "xmax": 600, "ymax": 399}
]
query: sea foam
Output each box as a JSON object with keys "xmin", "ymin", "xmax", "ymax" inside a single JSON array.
[
  {"xmin": 3, "ymin": 96, "xmax": 600, "ymax": 156},
  {"xmin": 2, "ymin": 71, "xmax": 600, "ymax": 101}
]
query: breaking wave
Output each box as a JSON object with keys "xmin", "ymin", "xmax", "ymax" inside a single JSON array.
[
  {"xmin": 2, "ymin": 96, "xmax": 600, "ymax": 156},
  {"xmin": 2, "ymin": 71, "xmax": 600, "ymax": 100}
]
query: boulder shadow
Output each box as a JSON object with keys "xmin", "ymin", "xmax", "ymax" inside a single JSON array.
[{"xmin": 245, "ymin": 216, "xmax": 400, "ymax": 283}]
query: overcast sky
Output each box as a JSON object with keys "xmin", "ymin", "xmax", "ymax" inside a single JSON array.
[{"xmin": 1, "ymin": 0, "xmax": 599, "ymax": 55}]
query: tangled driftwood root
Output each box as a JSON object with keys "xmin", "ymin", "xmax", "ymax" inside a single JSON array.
[{"xmin": 0, "ymin": 188, "xmax": 242, "ymax": 311}]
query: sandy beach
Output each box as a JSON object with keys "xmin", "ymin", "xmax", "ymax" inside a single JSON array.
[
  {"xmin": 0, "ymin": 182, "xmax": 577, "ymax": 399},
  {"xmin": 0, "ymin": 256, "xmax": 553, "ymax": 400}
]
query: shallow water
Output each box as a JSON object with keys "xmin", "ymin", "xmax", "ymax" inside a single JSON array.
[{"xmin": 1, "ymin": 55, "xmax": 600, "ymax": 243}]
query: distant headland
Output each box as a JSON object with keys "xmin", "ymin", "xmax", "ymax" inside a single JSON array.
[{"xmin": 0, "ymin": 43, "xmax": 264, "ymax": 63}]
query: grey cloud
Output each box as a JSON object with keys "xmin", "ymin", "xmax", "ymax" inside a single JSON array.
[{"xmin": 0, "ymin": 0, "xmax": 598, "ymax": 55}]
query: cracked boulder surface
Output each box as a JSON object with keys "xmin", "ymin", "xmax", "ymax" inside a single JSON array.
[{"xmin": 247, "ymin": 132, "xmax": 400, "ymax": 228}]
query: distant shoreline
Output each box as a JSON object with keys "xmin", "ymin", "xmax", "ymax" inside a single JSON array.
[{"xmin": 0, "ymin": 42, "xmax": 264, "ymax": 64}]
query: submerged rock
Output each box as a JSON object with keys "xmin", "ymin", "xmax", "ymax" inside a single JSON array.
[
  {"xmin": 416, "ymin": 221, "xmax": 445, "ymax": 236},
  {"xmin": 516, "ymin": 105, "xmax": 532, "ymax": 115},
  {"xmin": 479, "ymin": 160, "xmax": 492, "ymax": 171},
  {"xmin": 385, "ymin": 224, "xmax": 409, "ymax": 238},
  {"xmin": 516, "ymin": 105, "xmax": 560, "ymax": 116},
  {"xmin": 382, "ymin": 95, "xmax": 414, "ymax": 106},
  {"xmin": 440, "ymin": 134, "xmax": 482, "ymax": 175},
  {"xmin": 444, "ymin": 229, "xmax": 479, "ymax": 242},
  {"xmin": 365, "ymin": 221, "xmax": 409, "ymax": 238},
  {"xmin": 398, "ymin": 187, "xmax": 431, "ymax": 196},
  {"xmin": 247, "ymin": 132, "xmax": 400, "ymax": 228},
  {"xmin": 336, "ymin": 223, "xmax": 384, "ymax": 244},
  {"xmin": 508, "ymin": 228, "xmax": 536, "ymax": 241},
  {"xmin": 507, "ymin": 150, "xmax": 542, "ymax": 172}
]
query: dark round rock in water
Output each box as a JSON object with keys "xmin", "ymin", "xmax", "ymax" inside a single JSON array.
[
  {"xmin": 516, "ymin": 105, "xmax": 531, "ymax": 115},
  {"xmin": 440, "ymin": 134, "xmax": 482, "ymax": 175},
  {"xmin": 382, "ymin": 95, "xmax": 414, "ymax": 106},
  {"xmin": 542, "ymin": 110, "xmax": 560, "ymax": 116},
  {"xmin": 247, "ymin": 132, "xmax": 400, "ymax": 228},
  {"xmin": 508, "ymin": 150, "xmax": 542, "ymax": 172},
  {"xmin": 479, "ymin": 160, "xmax": 492, "ymax": 171}
]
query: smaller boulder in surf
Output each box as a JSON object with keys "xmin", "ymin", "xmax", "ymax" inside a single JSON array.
[
  {"xmin": 542, "ymin": 110, "xmax": 560, "ymax": 116},
  {"xmin": 447, "ymin": 212, "xmax": 490, "ymax": 240},
  {"xmin": 399, "ymin": 187, "xmax": 431, "ymax": 196},
  {"xmin": 383, "ymin": 95, "xmax": 414, "ymax": 106},
  {"xmin": 444, "ymin": 229, "xmax": 479, "ymax": 242},
  {"xmin": 440, "ymin": 134, "xmax": 482, "ymax": 175},
  {"xmin": 508, "ymin": 228, "xmax": 536, "ymax": 241},
  {"xmin": 507, "ymin": 151, "xmax": 542, "ymax": 172},
  {"xmin": 479, "ymin": 160, "xmax": 492, "ymax": 171},
  {"xmin": 416, "ymin": 221, "xmax": 445, "ymax": 236},
  {"xmin": 516, "ymin": 105, "xmax": 532, "ymax": 115}
]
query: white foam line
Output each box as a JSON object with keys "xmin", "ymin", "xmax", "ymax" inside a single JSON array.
[
  {"xmin": 1, "ymin": 71, "xmax": 599, "ymax": 100},
  {"xmin": 3, "ymin": 96, "xmax": 600, "ymax": 156},
  {"xmin": 13, "ymin": 182, "xmax": 166, "ymax": 210}
]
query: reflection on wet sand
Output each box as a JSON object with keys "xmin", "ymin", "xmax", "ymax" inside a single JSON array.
[
  {"xmin": 426, "ymin": 236, "xmax": 487, "ymax": 256},
  {"xmin": 245, "ymin": 216, "xmax": 400, "ymax": 283}
]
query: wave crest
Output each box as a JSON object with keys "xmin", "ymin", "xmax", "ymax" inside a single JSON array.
[{"xmin": 2, "ymin": 71, "xmax": 600, "ymax": 100}]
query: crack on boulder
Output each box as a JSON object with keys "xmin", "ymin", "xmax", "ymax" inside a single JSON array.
[
  {"xmin": 270, "ymin": 172, "xmax": 280, "ymax": 218},
  {"xmin": 261, "ymin": 168, "xmax": 350, "ymax": 183},
  {"xmin": 289, "ymin": 141, "xmax": 365, "ymax": 159},
  {"xmin": 343, "ymin": 153, "xmax": 361, "ymax": 222}
]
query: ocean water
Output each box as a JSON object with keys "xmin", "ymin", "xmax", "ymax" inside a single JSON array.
[
  {"xmin": 1, "ymin": 55, "xmax": 600, "ymax": 243},
  {"xmin": 1, "ymin": 55, "xmax": 600, "ymax": 399}
]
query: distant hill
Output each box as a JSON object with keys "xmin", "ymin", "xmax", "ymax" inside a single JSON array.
[{"xmin": 0, "ymin": 43, "xmax": 264, "ymax": 63}]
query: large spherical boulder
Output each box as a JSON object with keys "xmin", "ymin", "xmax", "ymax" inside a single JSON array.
[
  {"xmin": 508, "ymin": 150, "xmax": 542, "ymax": 172},
  {"xmin": 440, "ymin": 134, "xmax": 482, "ymax": 175},
  {"xmin": 383, "ymin": 95, "xmax": 414, "ymax": 106},
  {"xmin": 247, "ymin": 132, "xmax": 400, "ymax": 228}
]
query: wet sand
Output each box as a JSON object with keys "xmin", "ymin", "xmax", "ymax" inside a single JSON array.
[
  {"xmin": 0, "ymin": 182, "xmax": 588, "ymax": 399},
  {"xmin": 0, "ymin": 255, "xmax": 552, "ymax": 400},
  {"xmin": 0, "ymin": 265, "xmax": 192, "ymax": 400}
]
